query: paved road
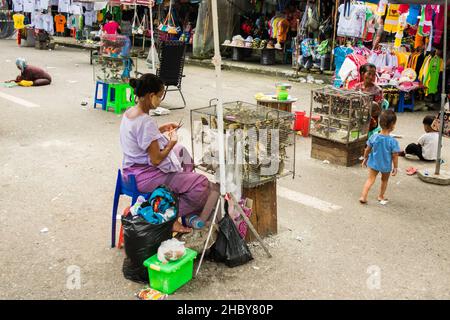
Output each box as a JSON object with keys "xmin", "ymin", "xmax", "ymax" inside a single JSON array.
[{"xmin": 1, "ymin": 40, "xmax": 449, "ymax": 299}]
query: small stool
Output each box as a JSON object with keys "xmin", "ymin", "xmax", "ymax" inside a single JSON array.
[
  {"xmin": 398, "ymin": 91, "xmax": 414, "ymax": 112},
  {"xmin": 106, "ymin": 83, "xmax": 135, "ymax": 114},
  {"xmin": 111, "ymin": 169, "xmax": 150, "ymax": 248},
  {"xmin": 93, "ymin": 81, "xmax": 109, "ymax": 110}
]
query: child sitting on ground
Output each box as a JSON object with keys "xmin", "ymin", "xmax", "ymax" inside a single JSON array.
[
  {"xmin": 399, "ymin": 115, "xmax": 439, "ymax": 161},
  {"xmin": 360, "ymin": 110, "xmax": 400, "ymax": 205}
]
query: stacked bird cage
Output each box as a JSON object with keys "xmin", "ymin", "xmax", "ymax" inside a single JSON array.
[
  {"xmin": 190, "ymin": 101, "xmax": 296, "ymax": 188},
  {"xmin": 310, "ymin": 86, "xmax": 372, "ymax": 144},
  {"xmin": 93, "ymin": 34, "xmax": 127, "ymax": 82}
]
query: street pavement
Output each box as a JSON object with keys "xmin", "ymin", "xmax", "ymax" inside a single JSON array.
[{"xmin": 1, "ymin": 40, "xmax": 449, "ymax": 299}]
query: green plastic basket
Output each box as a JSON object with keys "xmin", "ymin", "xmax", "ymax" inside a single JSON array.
[{"xmin": 143, "ymin": 248, "xmax": 197, "ymax": 294}]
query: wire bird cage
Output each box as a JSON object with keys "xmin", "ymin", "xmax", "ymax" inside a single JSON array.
[
  {"xmin": 310, "ymin": 86, "xmax": 372, "ymax": 144},
  {"xmin": 190, "ymin": 101, "xmax": 296, "ymax": 188}
]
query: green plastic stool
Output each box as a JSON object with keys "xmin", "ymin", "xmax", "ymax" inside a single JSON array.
[{"xmin": 106, "ymin": 83, "xmax": 135, "ymax": 114}]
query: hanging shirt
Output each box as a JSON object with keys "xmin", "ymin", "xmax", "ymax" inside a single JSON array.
[
  {"xmin": 418, "ymin": 5, "xmax": 433, "ymax": 36},
  {"xmin": 84, "ymin": 11, "xmax": 96, "ymax": 27},
  {"xmin": 42, "ymin": 13, "xmax": 54, "ymax": 34},
  {"xmin": 337, "ymin": 4, "xmax": 366, "ymax": 38},
  {"xmin": 50, "ymin": 0, "xmax": 58, "ymax": 5},
  {"xmin": 54, "ymin": 14, "xmax": 66, "ymax": 33},
  {"xmin": 425, "ymin": 55, "xmax": 443, "ymax": 95},
  {"xmin": 407, "ymin": 4, "xmax": 421, "ymax": 26},
  {"xmin": 384, "ymin": 4, "xmax": 400, "ymax": 33},
  {"xmin": 70, "ymin": 3, "xmax": 83, "ymax": 15},
  {"xmin": 38, "ymin": 0, "xmax": 48, "ymax": 10},
  {"xmin": 58, "ymin": 0, "xmax": 70, "ymax": 13},
  {"xmin": 97, "ymin": 11, "xmax": 104, "ymax": 23},
  {"xmin": 12, "ymin": 0, "xmax": 23, "ymax": 12},
  {"xmin": 434, "ymin": 5, "xmax": 445, "ymax": 46},
  {"xmin": 13, "ymin": 13, "xmax": 25, "ymax": 29},
  {"xmin": 22, "ymin": 0, "xmax": 34, "ymax": 12},
  {"xmin": 32, "ymin": 12, "xmax": 44, "ymax": 30}
]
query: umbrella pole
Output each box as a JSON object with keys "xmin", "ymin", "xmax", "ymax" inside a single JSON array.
[
  {"xmin": 330, "ymin": 0, "xmax": 339, "ymax": 71},
  {"xmin": 435, "ymin": 0, "xmax": 448, "ymax": 175},
  {"xmin": 149, "ymin": 2, "xmax": 156, "ymax": 72}
]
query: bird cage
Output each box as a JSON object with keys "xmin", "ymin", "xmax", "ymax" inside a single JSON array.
[
  {"xmin": 92, "ymin": 55, "xmax": 125, "ymax": 82},
  {"xmin": 190, "ymin": 101, "xmax": 296, "ymax": 188},
  {"xmin": 310, "ymin": 86, "xmax": 372, "ymax": 144}
]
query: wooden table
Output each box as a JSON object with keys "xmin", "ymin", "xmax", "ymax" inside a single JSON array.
[
  {"xmin": 82, "ymin": 42, "xmax": 100, "ymax": 65},
  {"xmin": 256, "ymin": 95, "xmax": 297, "ymax": 112},
  {"xmin": 221, "ymin": 44, "xmax": 282, "ymax": 65}
]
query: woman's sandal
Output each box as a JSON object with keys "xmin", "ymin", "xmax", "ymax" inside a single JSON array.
[{"xmin": 378, "ymin": 198, "xmax": 389, "ymax": 205}]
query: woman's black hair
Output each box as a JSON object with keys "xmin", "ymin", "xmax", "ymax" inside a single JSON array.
[
  {"xmin": 379, "ymin": 109, "xmax": 397, "ymax": 130},
  {"xmin": 129, "ymin": 73, "xmax": 164, "ymax": 98},
  {"xmin": 360, "ymin": 63, "xmax": 376, "ymax": 76}
]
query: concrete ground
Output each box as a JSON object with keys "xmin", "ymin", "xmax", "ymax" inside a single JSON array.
[{"xmin": 1, "ymin": 39, "xmax": 449, "ymax": 300}]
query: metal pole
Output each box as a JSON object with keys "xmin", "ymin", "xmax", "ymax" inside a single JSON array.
[
  {"xmin": 435, "ymin": 0, "xmax": 448, "ymax": 175},
  {"xmin": 211, "ymin": 0, "xmax": 226, "ymax": 195}
]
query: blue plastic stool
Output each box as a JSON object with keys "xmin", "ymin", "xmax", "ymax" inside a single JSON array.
[
  {"xmin": 94, "ymin": 81, "xmax": 109, "ymax": 110},
  {"xmin": 398, "ymin": 91, "xmax": 414, "ymax": 112},
  {"xmin": 111, "ymin": 169, "xmax": 150, "ymax": 248}
]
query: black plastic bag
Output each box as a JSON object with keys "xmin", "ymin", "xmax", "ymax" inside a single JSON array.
[
  {"xmin": 208, "ymin": 214, "xmax": 253, "ymax": 268},
  {"xmin": 122, "ymin": 214, "xmax": 175, "ymax": 283}
]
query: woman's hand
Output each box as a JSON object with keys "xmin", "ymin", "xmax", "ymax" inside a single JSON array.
[
  {"xmin": 160, "ymin": 122, "xmax": 179, "ymax": 133},
  {"xmin": 168, "ymin": 130, "xmax": 178, "ymax": 145}
]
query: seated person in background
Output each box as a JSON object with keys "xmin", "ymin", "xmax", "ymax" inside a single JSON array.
[
  {"xmin": 297, "ymin": 33, "xmax": 317, "ymax": 72},
  {"xmin": 399, "ymin": 115, "xmax": 439, "ymax": 161},
  {"xmin": 354, "ymin": 63, "xmax": 383, "ymax": 105},
  {"xmin": 9, "ymin": 58, "xmax": 52, "ymax": 86}
]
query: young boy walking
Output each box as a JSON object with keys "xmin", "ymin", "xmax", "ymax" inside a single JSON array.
[{"xmin": 360, "ymin": 110, "xmax": 401, "ymax": 204}]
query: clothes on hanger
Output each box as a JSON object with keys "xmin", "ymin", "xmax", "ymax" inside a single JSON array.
[
  {"xmin": 54, "ymin": 13, "xmax": 66, "ymax": 33},
  {"xmin": 384, "ymin": 4, "xmax": 400, "ymax": 33},
  {"xmin": 12, "ymin": 0, "xmax": 23, "ymax": 12},
  {"xmin": 13, "ymin": 13, "xmax": 25, "ymax": 29},
  {"xmin": 58, "ymin": 0, "xmax": 70, "ymax": 13},
  {"xmin": 337, "ymin": 2, "xmax": 366, "ymax": 38},
  {"xmin": 23, "ymin": 0, "xmax": 34, "ymax": 13}
]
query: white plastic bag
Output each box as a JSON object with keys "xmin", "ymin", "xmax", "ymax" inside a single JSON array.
[{"xmin": 157, "ymin": 238, "xmax": 186, "ymax": 264}]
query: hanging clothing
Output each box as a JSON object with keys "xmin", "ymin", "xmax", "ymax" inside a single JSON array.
[
  {"xmin": 337, "ymin": 3, "xmax": 366, "ymax": 38},
  {"xmin": 407, "ymin": 4, "xmax": 421, "ymax": 26},
  {"xmin": 434, "ymin": 5, "xmax": 445, "ymax": 46},
  {"xmin": 38, "ymin": 0, "xmax": 49, "ymax": 10},
  {"xmin": 418, "ymin": 5, "xmax": 433, "ymax": 36},
  {"xmin": 13, "ymin": 13, "xmax": 25, "ymax": 29},
  {"xmin": 384, "ymin": 4, "xmax": 400, "ymax": 33},
  {"xmin": 42, "ymin": 13, "xmax": 54, "ymax": 35},
  {"xmin": 58, "ymin": 0, "xmax": 70, "ymax": 13},
  {"xmin": 54, "ymin": 14, "xmax": 66, "ymax": 33},
  {"xmin": 84, "ymin": 11, "xmax": 96, "ymax": 28},
  {"xmin": 424, "ymin": 55, "xmax": 443, "ymax": 95},
  {"xmin": 333, "ymin": 46, "xmax": 354, "ymax": 87},
  {"xmin": 22, "ymin": 0, "xmax": 34, "ymax": 13},
  {"xmin": 12, "ymin": 0, "xmax": 23, "ymax": 12}
]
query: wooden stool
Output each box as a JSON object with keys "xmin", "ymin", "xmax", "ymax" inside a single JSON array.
[{"xmin": 243, "ymin": 180, "xmax": 277, "ymax": 242}]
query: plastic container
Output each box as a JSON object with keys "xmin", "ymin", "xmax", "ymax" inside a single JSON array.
[
  {"xmin": 143, "ymin": 248, "xmax": 197, "ymax": 294},
  {"xmin": 302, "ymin": 116, "xmax": 310, "ymax": 137},
  {"xmin": 294, "ymin": 111, "xmax": 305, "ymax": 131}
]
